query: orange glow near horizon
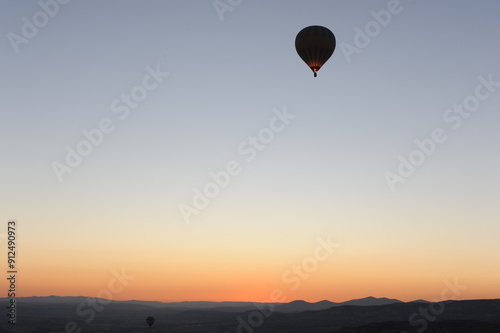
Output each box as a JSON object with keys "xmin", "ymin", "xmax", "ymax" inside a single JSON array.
[
  {"xmin": 21, "ymin": 252, "xmax": 500, "ymax": 303},
  {"xmin": 17, "ymin": 211, "xmax": 500, "ymax": 303}
]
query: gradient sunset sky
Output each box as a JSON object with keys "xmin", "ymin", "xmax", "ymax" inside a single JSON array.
[{"xmin": 1, "ymin": 0, "xmax": 500, "ymax": 303}]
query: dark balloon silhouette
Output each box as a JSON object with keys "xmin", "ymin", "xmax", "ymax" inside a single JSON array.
[
  {"xmin": 146, "ymin": 316, "xmax": 155, "ymax": 328},
  {"xmin": 295, "ymin": 25, "xmax": 336, "ymax": 77}
]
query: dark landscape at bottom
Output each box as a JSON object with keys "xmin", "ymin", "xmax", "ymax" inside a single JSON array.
[{"xmin": 1, "ymin": 297, "xmax": 500, "ymax": 332}]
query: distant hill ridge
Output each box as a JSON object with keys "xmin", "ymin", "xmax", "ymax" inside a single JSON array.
[
  {"xmin": 5, "ymin": 295, "xmax": 418, "ymax": 312},
  {"xmin": 3, "ymin": 297, "xmax": 500, "ymax": 332}
]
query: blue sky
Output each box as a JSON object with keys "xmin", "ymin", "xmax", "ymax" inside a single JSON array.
[{"xmin": 1, "ymin": 0, "xmax": 500, "ymax": 301}]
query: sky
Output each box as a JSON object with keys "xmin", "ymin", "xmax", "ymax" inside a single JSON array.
[{"xmin": 1, "ymin": 0, "xmax": 500, "ymax": 303}]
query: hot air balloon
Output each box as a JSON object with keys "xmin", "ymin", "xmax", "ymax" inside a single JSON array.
[
  {"xmin": 146, "ymin": 316, "xmax": 155, "ymax": 328},
  {"xmin": 295, "ymin": 26, "xmax": 336, "ymax": 77}
]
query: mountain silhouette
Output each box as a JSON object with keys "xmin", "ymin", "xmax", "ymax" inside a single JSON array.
[
  {"xmin": 4, "ymin": 297, "xmax": 500, "ymax": 332},
  {"xmin": 275, "ymin": 296, "xmax": 402, "ymax": 313}
]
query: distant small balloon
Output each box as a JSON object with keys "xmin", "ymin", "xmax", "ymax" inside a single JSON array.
[
  {"xmin": 295, "ymin": 25, "xmax": 336, "ymax": 77},
  {"xmin": 146, "ymin": 316, "xmax": 155, "ymax": 328}
]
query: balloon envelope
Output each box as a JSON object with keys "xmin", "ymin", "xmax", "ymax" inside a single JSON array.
[
  {"xmin": 295, "ymin": 26, "xmax": 336, "ymax": 77},
  {"xmin": 146, "ymin": 316, "xmax": 155, "ymax": 327}
]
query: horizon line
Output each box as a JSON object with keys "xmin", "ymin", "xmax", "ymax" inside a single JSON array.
[{"xmin": 7, "ymin": 295, "xmax": 498, "ymax": 304}]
